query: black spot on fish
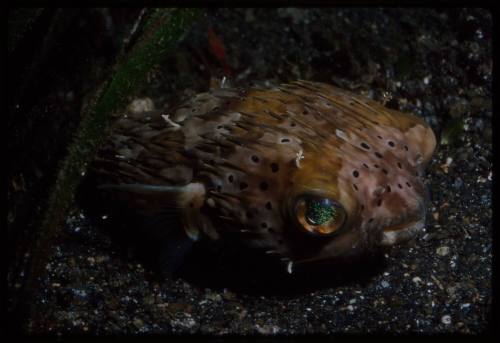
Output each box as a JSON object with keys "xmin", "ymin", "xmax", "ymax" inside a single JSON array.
[
  {"xmin": 361, "ymin": 142, "xmax": 370, "ymax": 150},
  {"xmin": 260, "ymin": 181, "xmax": 269, "ymax": 191},
  {"xmin": 270, "ymin": 163, "xmax": 279, "ymax": 173}
]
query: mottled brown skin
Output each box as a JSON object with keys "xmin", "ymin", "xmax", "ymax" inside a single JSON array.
[{"xmin": 91, "ymin": 81, "xmax": 436, "ymax": 269}]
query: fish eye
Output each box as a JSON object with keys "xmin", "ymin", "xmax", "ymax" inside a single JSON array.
[{"xmin": 295, "ymin": 196, "xmax": 346, "ymax": 236}]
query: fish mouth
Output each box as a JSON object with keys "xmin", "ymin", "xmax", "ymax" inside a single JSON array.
[{"xmin": 380, "ymin": 219, "xmax": 425, "ymax": 246}]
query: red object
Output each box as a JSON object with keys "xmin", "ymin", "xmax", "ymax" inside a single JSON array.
[{"xmin": 208, "ymin": 26, "xmax": 232, "ymax": 77}]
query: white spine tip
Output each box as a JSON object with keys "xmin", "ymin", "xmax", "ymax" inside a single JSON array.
[
  {"xmin": 335, "ymin": 129, "xmax": 348, "ymax": 141},
  {"xmin": 286, "ymin": 261, "xmax": 294, "ymax": 274},
  {"xmin": 295, "ymin": 150, "xmax": 304, "ymax": 169},
  {"xmin": 161, "ymin": 114, "xmax": 181, "ymax": 129}
]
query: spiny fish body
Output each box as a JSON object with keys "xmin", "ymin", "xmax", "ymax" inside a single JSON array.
[{"xmin": 90, "ymin": 81, "xmax": 436, "ymax": 271}]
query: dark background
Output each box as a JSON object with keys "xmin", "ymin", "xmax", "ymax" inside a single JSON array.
[{"xmin": 7, "ymin": 8, "xmax": 492, "ymax": 334}]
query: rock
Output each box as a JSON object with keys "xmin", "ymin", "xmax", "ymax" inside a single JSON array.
[
  {"xmin": 436, "ymin": 246, "xmax": 450, "ymax": 256},
  {"xmin": 132, "ymin": 318, "xmax": 144, "ymax": 330},
  {"xmin": 441, "ymin": 315, "xmax": 452, "ymax": 325},
  {"xmin": 255, "ymin": 324, "xmax": 280, "ymax": 335},
  {"xmin": 206, "ymin": 292, "xmax": 222, "ymax": 303}
]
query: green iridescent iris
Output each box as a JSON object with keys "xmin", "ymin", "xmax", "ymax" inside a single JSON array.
[{"xmin": 305, "ymin": 199, "xmax": 337, "ymax": 225}]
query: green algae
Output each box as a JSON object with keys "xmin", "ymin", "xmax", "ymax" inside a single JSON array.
[{"xmin": 25, "ymin": 8, "xmax": 202, "ymax": 317}]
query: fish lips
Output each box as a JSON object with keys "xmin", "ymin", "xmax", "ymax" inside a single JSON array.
[{"xmin": 380, "ymin": 219, "xmax": 425, "ymax": 246}]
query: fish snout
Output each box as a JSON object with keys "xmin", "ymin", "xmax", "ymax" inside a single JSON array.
[{"xmin": 376, "ymin": 177, "xmax": 429, "ymax": 246}]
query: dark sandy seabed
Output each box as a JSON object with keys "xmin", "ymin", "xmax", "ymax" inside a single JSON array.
[{"xmin": 8, "ymin": 8, "xmax": 492, "ymax": 335}]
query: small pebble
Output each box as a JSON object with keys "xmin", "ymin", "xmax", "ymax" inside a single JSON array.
[
  {"xmin": 133, "ymin": 318, "xmax": 144, "ymax": 329},
  {"xmin": 441, "ymin": 315, "xmax": 452, "ymax": 325},
  {"xmin": 436, "ymin": 246, "xmax": 450, "ymax": 256}
]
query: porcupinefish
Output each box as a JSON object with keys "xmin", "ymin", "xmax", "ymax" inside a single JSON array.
[{"xmin": 88, "ymin": 80, "xmax": 436, "ymax": 274}]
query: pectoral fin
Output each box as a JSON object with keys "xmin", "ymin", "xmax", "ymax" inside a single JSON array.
[
  {"xmin": 95, "ymin": 182, "xmax": 206, "ymax": 273},
  {"xmin": 98, "ymin": 182, "xmax": 205, "ymax": 241}
]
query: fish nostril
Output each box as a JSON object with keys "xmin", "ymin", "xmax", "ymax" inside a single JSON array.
[
  {"xmin": 228, "ymin": 174, "xmax": 234, "ymax": 183},
  {"xmin": 375, "ymin": 152, "xmax": 383, "ymax": 159},
  {"xmin": 362, "ymin": 163, "xmax": 370, "ymax": 169},
  {"xmin": 382, "ymin": 169, "xmax": 388, "ymax": 175},
  {"xmin": 397, "ymin": 162, "xmax": 403, "ymax": 169},
  {"xmin": 388, "ymin": 141, "xmax": 395, "ymax": 147},
  {"xmin": 377, "ymin": 199, "xmax": 382, "ymax": 207},
  {"xmin": 386, "ymin": 185, "xmax": 391, "ymax": 192},
  {"xmin": 406, "ymin": 182, "xmax": 412, "ymax": 188},
  {"xmin": 353, "ymin": 170, "xmax": 359, "ymax": 177},
  {"xmin": 398, "ymin": 183, "xmax": 403, "ymax": 189},
  {"xmin": 270, "ymin": 162, "xmax": 279, "ymax": 173},
  {"xmin": 374, "ymin": 186, "xmax": 385, "ymax": 197},
  {"xmin": 251, "ymin": 155, "xmax": 260, "ymax": 163},
  {"xmin": 360, "ymin": 142, "xmax": 370, "ymax": 150},
  {"xmin": 404, "ymin": 145, "xmax": 409, "ymax": 151},
  {"xmin": 353, "ymin": 184, "xmax": 358, "ymax": 191}
]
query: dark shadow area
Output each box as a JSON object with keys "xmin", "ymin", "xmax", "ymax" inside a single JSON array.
[
  {"xmin": 177, "ymin": 243, "xmax": 388, "ymax": 297},
  {"xmin": 77, "ymin": 174, "xmax": 388, "ymax": 297}
]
